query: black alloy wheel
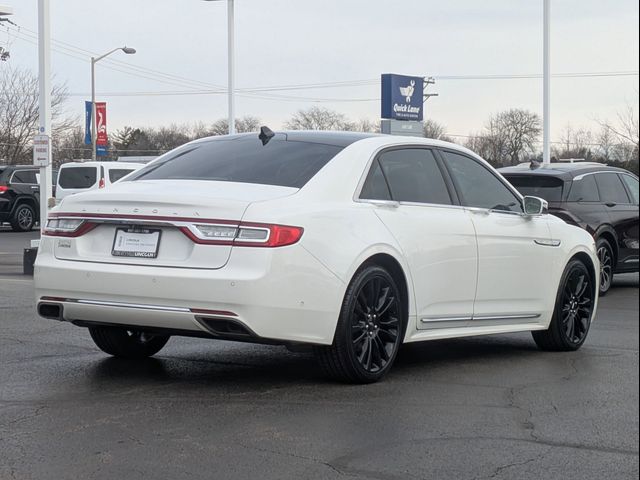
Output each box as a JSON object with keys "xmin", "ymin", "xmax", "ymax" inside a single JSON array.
[
  {"xmin": 315, "ymin": 265, "xmax": 405, "ymax": 383},
  {"xmin": 532, "ymin": 259, "xmax": 595, "ymax": 351},
  {"xmin": 596, "ymin": 238, "xmax": 614, "ymax": 295}
]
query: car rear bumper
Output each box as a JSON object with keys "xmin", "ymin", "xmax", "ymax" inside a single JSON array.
[{"xmin": 34, "ymin": 236, "xmax": 345, "ymax": 345}]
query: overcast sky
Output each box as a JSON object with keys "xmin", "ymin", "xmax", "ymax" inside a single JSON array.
[{"xmin": 2, "ymin": 0, "xmax": 639, "ymax": 141}]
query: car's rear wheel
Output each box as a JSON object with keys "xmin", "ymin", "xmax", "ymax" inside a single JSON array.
[
  {"xmin": 532, "ymin": 259, "xmax": 595, "ymax": 351},
  {"xmin": 88, "ymin": 326, "xmax": 170, "ymax": 358},
  {"xmin": 10, "ymin": 204, "xmax": 36, "ymax": 232},
  {"xmin": 596, "ymin": 238, "xmax": 614, "ymax": 295},
  {"xmin": 314, "ymin": 265, "xmax": 405, "ymax": 383}
]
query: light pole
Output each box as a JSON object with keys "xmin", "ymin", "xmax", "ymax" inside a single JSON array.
[
  {"xmin": 91, "ymin": 46, "xmax": 136, "ymax": 160},
  {"xmin": 204, "ymin": 0, "xmax": 235, "ymax": 135},
  {"xmin": 543, "ymin": 0, "xmax": 551, "ymax": 165}
]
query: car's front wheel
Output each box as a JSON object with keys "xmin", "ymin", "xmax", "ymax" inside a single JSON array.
[
  {"xmin": 88, "ymin": 326, "xmax": 170, "ymax": 358},
  {"xmin": 532, "ymin": 259, "xmax": 595, "ymax": 351},
  {"xmin": 314, "ymin": 265, "xmax": 405, "ymax": 383}
]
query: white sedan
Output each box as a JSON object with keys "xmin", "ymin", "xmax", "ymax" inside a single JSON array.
[{"xmin": 35, "ymin": 131, "xmax": 599, "ymax": 383}]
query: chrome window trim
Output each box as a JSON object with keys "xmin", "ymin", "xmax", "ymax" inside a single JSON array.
[{"xmin": 9, "ymin": 169, "xmax": 38, "ymax": 185}]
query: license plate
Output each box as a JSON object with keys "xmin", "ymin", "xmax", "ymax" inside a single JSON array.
[{"xmin": 112, "ymin": 227, "xmax": 161, "ymax": 258}]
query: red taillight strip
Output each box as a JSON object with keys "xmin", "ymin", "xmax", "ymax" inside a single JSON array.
[{"xmin": 48, "ymin": 212, "xmax": 239, "ymax": 225}]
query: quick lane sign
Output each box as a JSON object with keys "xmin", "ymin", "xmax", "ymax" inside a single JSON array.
[{"xmin": 381, "ymin": 74, "xmax": 424, "ymax": 121}]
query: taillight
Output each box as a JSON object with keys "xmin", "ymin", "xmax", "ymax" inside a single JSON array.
[
  {"xmin": 44, "ymin": 218, "xmax": 96, "ymax": 237},
  {"xmin": 0, "ymin": 186, "xmax": 8, "ymax": 194},
  {"xmin": 98, "ymin": 178, "xmax": 105, "ymax": 188},
  {"xmin": 184, "ymin": 223, "xmax": 303, "ymax": 248}
]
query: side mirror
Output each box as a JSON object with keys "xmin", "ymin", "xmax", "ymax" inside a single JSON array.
[{"xmin": 523, "ymin": 196, "xmax": 547, "ymax": 216}]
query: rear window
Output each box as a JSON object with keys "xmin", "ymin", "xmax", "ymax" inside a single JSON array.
[
  {"xmin": 128, "ymin": 137, "xmax": 343, "ymax": 188},
  {"xmin": 58, "ymin": 166, "xmax": 97, "ymax": 189},
  {"xmin": 504, "ymin": 175, "xmax": 564, "ymax": 202},
  {"xmin": 109, "ymin": 168, "xmax": 134, "ymax": 183}
]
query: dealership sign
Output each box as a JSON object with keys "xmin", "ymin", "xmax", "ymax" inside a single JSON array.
[
  {"xmin": 381, "ymin": 74, "xmax": 424, "ymax": 121},
  {"xmin": 84, "ymin": 101, "xmax": 108, "ymax": 146}
]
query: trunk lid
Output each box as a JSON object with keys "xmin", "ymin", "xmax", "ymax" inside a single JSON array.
[{"xmin": 53, "ymin": 179, "xmax": 298, "ymax": 269}]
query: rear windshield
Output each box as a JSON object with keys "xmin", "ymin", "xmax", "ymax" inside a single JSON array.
[
  {"xmin": 109, "ymin": 168, "xmax": 134, "ymax": 183},
  {"xmin": 503, "ymin": 175, "xmax": 564, "ymax": 202},
  {"xmin": 128, "ymin": 137, "xmax": 343, "ymax": 188},
  {"xmin": 58, "ymin": 166, "xmax": 97, "ymax": 189}
]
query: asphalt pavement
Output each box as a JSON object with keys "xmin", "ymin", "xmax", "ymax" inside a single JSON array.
[{"xmin": 0, "ymin": 229, "xmax": 638, "ymax": 480}]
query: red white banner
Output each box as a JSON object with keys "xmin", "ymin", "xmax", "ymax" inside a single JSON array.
[{"xmin": 96, "ymin": 102, "xmax": 108, "ymax": 146}]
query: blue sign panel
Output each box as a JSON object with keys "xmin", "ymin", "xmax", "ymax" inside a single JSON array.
[
  {"xmin": 381, "ymin": 74, "xmax": 424, "ymax": 121},
  {"xmin": 84, "ymin": 101, "xmax": 92, "ymax": 145},
  {"xmin": 96, "ymin": 145, "xmax": 108, "ymax": 156}
]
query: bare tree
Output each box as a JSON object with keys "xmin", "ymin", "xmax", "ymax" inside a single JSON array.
[
  {"xmin": 0, "ymin": 67, "xmax": 73, "ymax": 165},
  {"xmin": 208, "ymin": 116, "xmax": 262, "ymax": 136},
  {"xmin": 492, "ymin": 109, "xmax": 541, "ymax": 166},
  {"xmin": 285, "ymin": 107, "xmax": 352, "ymax": 131},
  {"xmin": 422, "ymin": 119, "xmax": 452, "ymax": 142},
  {"xmin": 554, "ymin": 124, "xmax": 594, "ymax": 160}
]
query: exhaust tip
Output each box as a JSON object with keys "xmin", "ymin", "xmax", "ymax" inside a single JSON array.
[{"xmin": 38, "ymin": 302, "xmax": 63, "ymax": 321}]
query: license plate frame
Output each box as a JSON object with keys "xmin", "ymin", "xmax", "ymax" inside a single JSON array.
[{"xmin": 111, "ymin": 227, "xmax": 162, "ymax": 259}]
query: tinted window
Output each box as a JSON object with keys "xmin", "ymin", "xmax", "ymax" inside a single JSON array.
[
  {"xmin": 129, "ymin": 137, "xmax": 342, "ymax": 188},
  {"xmin": 595, "ymin": 173, "xmax": 631, "ymax": 204},
  {"xmin": 504, "ymin": 175, "xmax": 564, "ymax": 202},
  {"xmin": 568, "ymin": 175, "xmax": 600, "ymax": 202},
  {"xmin": 442, "ymin": 151, "xmax": 523, "ymax": 213},
  {"xmin": 360, "ymin": 160, "xmax": 391, "ymax": 200},
  {"xmin": 621, "ymin": 174, "xmax": 639, "ymax": 204},
  {"xmin": 59, "ymin": 167, "xmax": 97, "ymax": 189},
  {"xmin": 11, "ymin": 170, "xmax": 38, "ymax": 184},
  {"xmin": 375, "ymin": 149, "xmax": 451, "ymax": 204},
  {"xmin": 109, "ymin": 169, "xmax": 135, "ymax": 183}
]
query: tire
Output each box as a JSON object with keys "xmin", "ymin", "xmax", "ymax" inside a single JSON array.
[
  {"xmin": 532, "ymin": 259, "xmax": 595, "ymax": 351},
  {"xmin": 88, "ymin": 326, "xmax": 170, "ymax": 358},
  {"xmin": 595, "ymin": 238, "xmax": 614, "ymax": 296},
  {"xmin": 314, "ymin": 265, "xmax": 405, "ymax": 383},
  {"xmin": 10, "ymin": 203, "xmax": 36, "ymax": 232}
]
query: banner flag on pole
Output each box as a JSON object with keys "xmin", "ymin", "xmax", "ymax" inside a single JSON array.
[
  {"xmin": 96, "ymin": 102, "xmax": 108, "ymax": 146},
  {"xmin": 84, "ymin": 101, "xmax": 92, "ymax": 145}
]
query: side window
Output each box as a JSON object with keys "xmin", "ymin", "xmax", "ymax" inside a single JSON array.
[
  {"xmin": 595, "ymin": 173, "xmax": 631, "ymax": 204},
  {"xmin": 11, "ymin": 170, "xmax": 38, "ymax": 184},
  {"xmin": 360, "ymin": 160, "xmax": 391, "ymax": 200},
  {"xmin": 620, "ymin": 174, "xmax": 639, "ymax": 204},
  {"xmin": 441, "ymin": 151, "xmax": 523, "ymax": 213},
  {"xmin": 568, "ymin": 175, "xmax": 600, "ymax": 202},
  {"xmin": 376, "ymin": 149, "xmax": 451, "ymax": 205}
]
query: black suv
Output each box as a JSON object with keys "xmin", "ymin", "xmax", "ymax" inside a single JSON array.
[
  {"xmin": 500, "ymin": 162, "xmax": 639, "ymax": 294},
  {"xmin": 0, "ymin": 165, "xmax": 57, "ymax": 232}
]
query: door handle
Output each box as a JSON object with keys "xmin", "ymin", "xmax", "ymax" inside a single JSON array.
[{"xmin": 605, "ymin": 202, "xmax": 617, "ymax": 208}]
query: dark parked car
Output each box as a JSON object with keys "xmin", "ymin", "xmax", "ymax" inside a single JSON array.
[
  {"xmin": 0, "ymin": 165, "xmax": 57, "ymax": 232},
  {"xmin": 500, "ymin": 162, "xmax": 639, "ymax": 294}
]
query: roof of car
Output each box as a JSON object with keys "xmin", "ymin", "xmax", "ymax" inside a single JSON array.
[
  {"xmin": 196, "ymin": 130, "xmax": 381, "ymax": 148},
  {"xmin": 498, "ymin": 162, "xmax": 633, "ymax": 179}
]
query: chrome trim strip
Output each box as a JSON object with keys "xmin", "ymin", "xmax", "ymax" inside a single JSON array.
[
  {"xmin": 472, "ymin": 313, "xmax": 541, "ymax": 321},
  {"xmin": 70, "ymin": 299, "xmax": 191, "ymax": 313},
  {"xmin": 420, "ymin": 316, "xmax": 472, "ymax": 323},
  {"xmin": 623, "ymin": 258, "xmax": 639, "ymax": 263},
  {"xmin": 534, "ymin": 239, "xmax": 562, "ymax": 247}
]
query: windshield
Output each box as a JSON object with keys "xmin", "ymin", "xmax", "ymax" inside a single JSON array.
[
  {"xmin": 128, "ymin": 137, "xmax": 343, "ymax": 188},
  {"xmin": 503, "ymin": 175, "xmax": 564, "ymax": 202}
]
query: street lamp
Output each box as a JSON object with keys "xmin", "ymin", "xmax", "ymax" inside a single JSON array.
[
  {"xmin": 204, "ymin": 0, "xmax": 235, "ymax": 135},
  {"xmin": 91, "ymin": 46, "xmax": 136, "ymax": 160}
]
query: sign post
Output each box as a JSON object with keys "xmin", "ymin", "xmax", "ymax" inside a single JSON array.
[{"xmin": 37, "ymin": 0, "xmax": 53, "ymax": 233}]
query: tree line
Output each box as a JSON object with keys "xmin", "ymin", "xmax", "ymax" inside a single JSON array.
[{"xmin": 1, "ymin": 67, "xmax": 638, "ymax": 174}]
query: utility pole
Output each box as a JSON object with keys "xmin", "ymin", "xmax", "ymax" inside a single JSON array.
[{"xmin": 423, "ymin": 77, "xmax": 439, "ymax": 104}]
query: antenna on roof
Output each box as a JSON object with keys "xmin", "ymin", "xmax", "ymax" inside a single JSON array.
[
  {"xmin": 530, "ymin": 159, "xmax": 542, "ymax": 170},
  {"xmin": 258, "ymin": 126, "xmax": 276, "ymax": 146}
]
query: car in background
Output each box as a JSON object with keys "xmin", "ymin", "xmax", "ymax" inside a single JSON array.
[
  {"xmin": 500, "ymin": 162, "xmax": 639, "ymax": 295},
  {"xmin": 56, "ymin": 161, "xmax": 142, "ymax": 204},
  {"xmin": 0, "ymin": 165, "xmax": 58, "ymax": 231},
  {"xmin": 36, "ymin": 132, "xmax": 599, "ymax": 383}
]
